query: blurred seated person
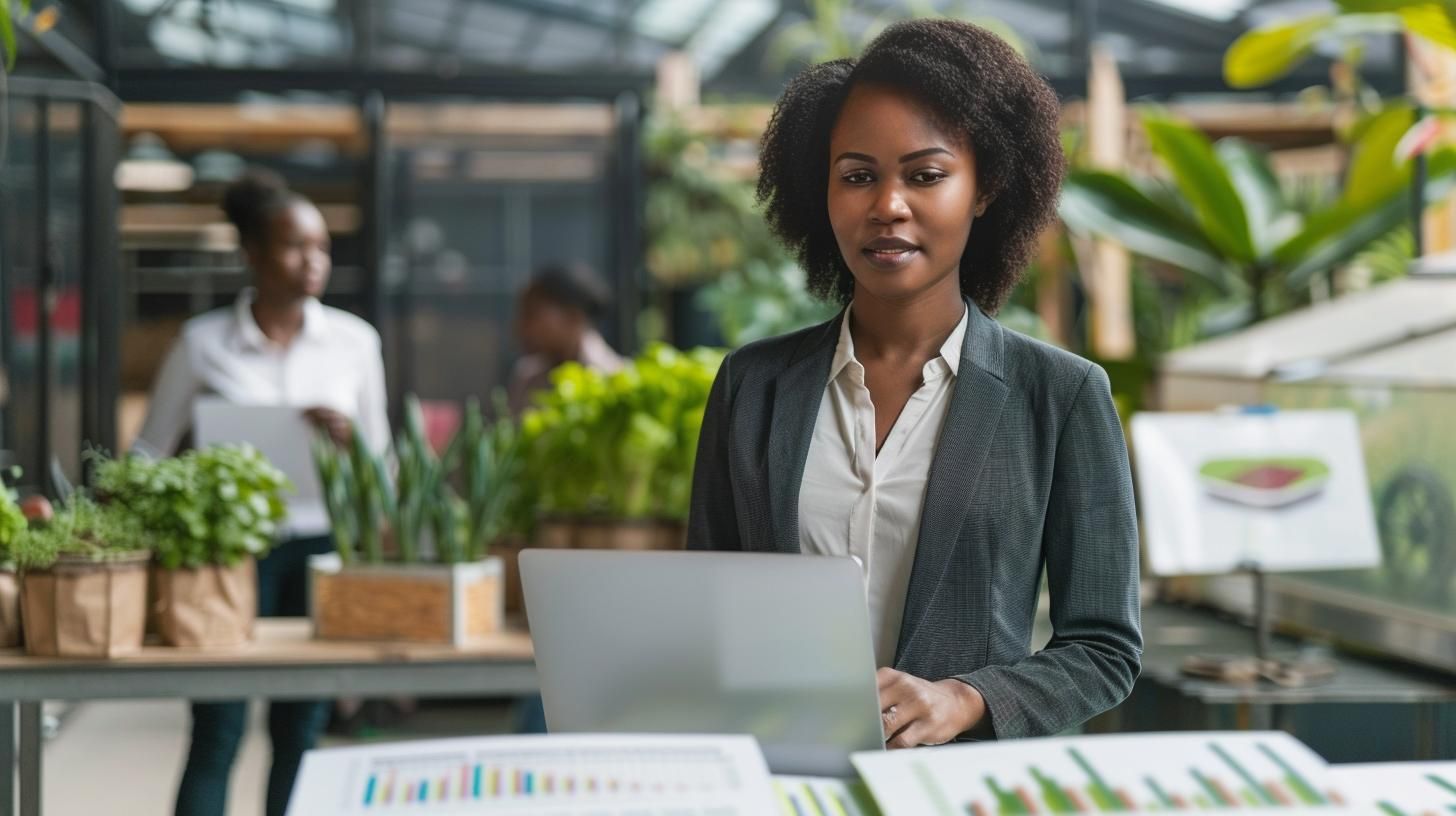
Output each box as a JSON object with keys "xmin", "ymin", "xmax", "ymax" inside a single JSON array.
[{"xmin": 507, "ymin": 263, "xmax": 624, "ymax": 416}]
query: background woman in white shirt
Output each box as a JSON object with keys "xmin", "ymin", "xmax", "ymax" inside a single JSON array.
[{"xmin": 134, "ymin": 169, "xmax": 389, "ymax": 816}]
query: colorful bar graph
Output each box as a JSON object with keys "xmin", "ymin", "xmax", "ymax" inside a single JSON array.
[
  {"xmin": 1069, "ymin": 748, "xmax": 1128, "ymax": 812},
  {"xmin": 1258, "ymin": 743, "xmax": 1325, "ymax": 806},
  {"xmin": 1212, "ymin": 743, "xmax": 1278, "ymax": 806}
]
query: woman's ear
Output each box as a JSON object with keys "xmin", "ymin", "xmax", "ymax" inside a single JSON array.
[{"xmin": 974, "ymin": 193, "xmax": 994, "ymax": 218}]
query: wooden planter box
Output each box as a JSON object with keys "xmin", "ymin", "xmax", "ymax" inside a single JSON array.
[
  {"xmin": 153, "ymin": 559, "xmax": 257, "ymax": 649},
  {"xmin": 309, "ymin": 554, "xmax": 504, "ymax": 645},
  {"xmin": 21, "ymin": 552, "xmax": 149, "ymax": 658},
  {"xmin": 0, "ymin": 569, "xmax": 20, "ymax": 648}
]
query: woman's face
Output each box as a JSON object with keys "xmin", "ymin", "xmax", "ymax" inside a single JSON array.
[
  {"xmin": 249, "ymin": 201, "xmax": 332, "ymax": 300},
  {"xmin": 827, "ymin": 83, "xmax": 985, "ymax": 304}
]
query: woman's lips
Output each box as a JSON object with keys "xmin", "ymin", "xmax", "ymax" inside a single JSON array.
[{"xmin": 862, "ymin": 246, "xmax": 919, "ymax": 270}]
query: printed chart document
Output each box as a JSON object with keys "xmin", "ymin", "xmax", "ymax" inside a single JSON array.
[
  {"xmin": 193, "ymin": 398, "xmax": 328, "ymax": 534},
  {"xmin": 772, "ymin": 775, "xmax": 882, "ymax": 816},
  {"xmin": 851, "ymin": 731, "xmax": 1360, "ymax": 816},
  {"xmin": 287, "ymin": 733, "xmax": 779, "ymax": 815},
  {"xmin": 1329, "ymin": 761, "xmax": 1456, "ymax": 815}
]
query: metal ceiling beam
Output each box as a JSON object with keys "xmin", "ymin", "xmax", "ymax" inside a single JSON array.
[{"xmin": 113, "ymin": 65, "xmax": 652, "ymax": 102}]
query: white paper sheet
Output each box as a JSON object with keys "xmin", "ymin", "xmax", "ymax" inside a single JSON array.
[
  {"xmin": 193, "ymin": 398, "xmax": 328, "ymax": 536},
  {"xmin": 852, "ymin": 731, "xmax": 1362, "ymax": 816},
  {"xmin": 287, "ymin": 733, "xmax": 780, "ymax": 815},
  {"xmin": 1330, "ymin": 760, "xmax": 1456, "ymax": 815}
]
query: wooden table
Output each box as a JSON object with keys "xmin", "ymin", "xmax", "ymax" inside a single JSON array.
[{"xmin": 0, "ymin": 619, "xmax": 537, "ymax": 816}]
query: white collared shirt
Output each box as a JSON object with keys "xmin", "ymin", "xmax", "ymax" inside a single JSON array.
[
  {"xmin": 133, "ymin": 288, "xmax": 391, "ymax": 464},
  {"xmin": 798, "ymin": 303, "xmax": 969, "ymax": 667}
]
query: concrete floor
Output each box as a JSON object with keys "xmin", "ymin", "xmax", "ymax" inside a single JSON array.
[{"xmin": 41, "ymin": 699, "xmax": 514, "ymax": 816}]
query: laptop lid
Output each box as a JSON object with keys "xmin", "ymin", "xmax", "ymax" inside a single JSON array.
[{"xmin": 520, "ymin": 549, "xmax": 885, "ymax": 776}]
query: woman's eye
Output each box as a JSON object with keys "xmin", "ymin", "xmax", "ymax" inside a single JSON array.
[
  {"xmin": 911, "ymin": 170, "xmax": 946, "ymax": 184},
  {"xmin": 842, "ymin": 170, "xmax": 873, "ymax": 184}
]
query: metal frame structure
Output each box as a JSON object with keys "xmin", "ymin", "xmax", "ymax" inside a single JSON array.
[{"xmin": 0, "ymin": 75, "xmax": 122, "ymax": 494}]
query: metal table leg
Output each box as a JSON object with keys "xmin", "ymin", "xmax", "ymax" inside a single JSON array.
[
  {"xmin": 0, "ymin": 702, "xmax": 14, "ymax": 816},
  {"xmin": 18, "ymin": 704, "xmax": 40, "ymax": 816}
]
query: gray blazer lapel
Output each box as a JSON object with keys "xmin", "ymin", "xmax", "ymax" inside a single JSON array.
[
  {"xmin": 895, "ymin": 303, "xmax": 1009, "ymax": 664},
  {"xmin": 764, "ymin": 312, "xmax": 841, "ymax": 554}
]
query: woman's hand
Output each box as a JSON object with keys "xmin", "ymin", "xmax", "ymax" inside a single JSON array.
[
  {"xmin": 877, "ymin": 667, "xmax": 987, "ymax": 749},
  {"xmin": 303, "ymin": 406, "xmax": 353, "ymax": 447}
]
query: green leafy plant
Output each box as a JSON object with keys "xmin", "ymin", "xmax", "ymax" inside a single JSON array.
[
  {"xmin": 92, "ymin": 445, "xmax": 290, "ymax": 569},
  {"xmin": 695, "ymin": 260, "xmax": 840, "ymax": 348},
  {"xmin": 9, "ymin": 494, "xmax": 147, "ymax": 570},
  {"xmin": 445, "ymin": 395, "xmax": 524, "ymax": 561},
  {"xmin": 314, "ymin": 395, "xmax": 520, "ymax": 565},
  {"xmin": 1225, "ymin": 0, "xmax": 1456, "ymax": 90},
  {"xmin": 1059, "ymin": 110, "xmax": 1456, "ymax": 330},
  {"xmin": 645, "ymin": 115, "xmax": 784, "ymax": 287},
  {"xmin": 0, "ymin": 468, "xmax": 26, "ymax": 566},
  {"xmin": 518, "ymin": 344, "xmax": 725, "ymax": 522}
]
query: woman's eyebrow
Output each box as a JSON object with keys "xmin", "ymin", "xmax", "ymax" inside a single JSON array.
[
  {"xmin": 899, "ymin": 146, "xmax": 952, "ymax": 162},
  {"xmin": 833, "ymin": 146, "xmax": 954, "ymax": 165}
]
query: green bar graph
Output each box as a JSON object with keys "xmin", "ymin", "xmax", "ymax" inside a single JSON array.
[
  {"xmin": 1430, "ymin": 774, "xmax": 1456, "ymax": 798},
  {"xmin": 1033, "ymin": 768, "xmax": 1077, "ymax": 814},
  {"xmin": 1211, "ymin": 743, "xmax": 1278, "ymax": 806},
  {"xmin": 848, "ymin": 781, "xmax": 884, "ymax": 816},
  {"xmin": 1191, "ymin": 770, "xmax": 1231, "ymax": 807},
  {"xmin": 1146, "ymin": 777, "xmax": 1176, "ymax": 809},
  {"xmin": 1258, "ymin": 743, "xmax": 1325, "ymax": 806},
  {"xmin": 987, "ymin": 778, "xmax": 1029, "ymax": 815},
  {"xmin": 1068, "ymin": 748, "xmax": 1127, "ymax": 812}
]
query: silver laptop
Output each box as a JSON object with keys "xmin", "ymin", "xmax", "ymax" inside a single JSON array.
[{"xmin": 520, "ymin": 549, "xmax": 886, "ymax": 776}]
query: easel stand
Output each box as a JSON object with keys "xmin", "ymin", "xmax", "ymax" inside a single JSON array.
[{"xmin": 1181, "ymin": 563, "xmax": 1336, "ymax": 687}]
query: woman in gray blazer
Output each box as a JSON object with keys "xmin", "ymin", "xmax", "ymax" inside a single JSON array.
[{"xmin": 687, "ymin": 19, "xmax": 1141, "ymax": 748}]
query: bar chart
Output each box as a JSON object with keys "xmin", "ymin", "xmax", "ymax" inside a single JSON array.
[
  {"xmin": 851, "ymin": 732, "xmax": 1349, "ymax": 816},
  {"xmin": 287, "ymin": 734, "xmax": 779, "ymax": 815},
  {"xmin": 773, "ymin": 775, "xmax": 883, "ymax": 816},
  {"xmin": 1329, "ymin": 761, "xmax": 1456, "ymax": 816}
]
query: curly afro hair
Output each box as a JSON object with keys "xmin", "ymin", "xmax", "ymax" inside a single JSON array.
[{"xmin": 756, "ymin": 19, "xmax": 1064, "ymax": 312}]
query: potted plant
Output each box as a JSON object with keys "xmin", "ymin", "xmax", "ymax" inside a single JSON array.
[
  {"xmin": 93, "ymin": 445, "xmax": 290, "ymax": 648},
  {"xmin": 518, "ymin": 343, "xmax": 724, "ymax": 551},
  {"xmin": 0, "ymin": 469, "xmax": 27, "ymax": 647},
  {"xmin": 310, "ymin": 397, "xmax": 513, "ymax": 644},
  {"xmin": 515, "ymin": 344, "xmax": 724, "ymax": 549},
  {"xmin": 14, "ymin": 495, "xmax": 150, "ymax": 658}
]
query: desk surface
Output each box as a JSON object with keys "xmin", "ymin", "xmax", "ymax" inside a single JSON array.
[
  {"xmin": 0, "ymin": 619, "xmax": 538, "ymax": 702},
  {"xmin": 1139, "ymin": 603, "xmax": 1456, "ymax": 705}
]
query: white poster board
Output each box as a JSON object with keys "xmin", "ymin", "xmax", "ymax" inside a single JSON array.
[
  {"xmin": 852, "ymin": 730, "xmax": 1356, "ymax": 816},
  {"xmin": 1130, "ymin": 410, "xmax": 1381, "ymax": 576},
  {"xmin": 193, "ymin": 398, "xmax": 327, "ymax": 535},
  {"xmin": 287, "ymin": 733, "xmax": 779, "ymax": 815},
  {"xmin": 1328, "ymin": 761, "xmax": 1456, "ymax": 814}
]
